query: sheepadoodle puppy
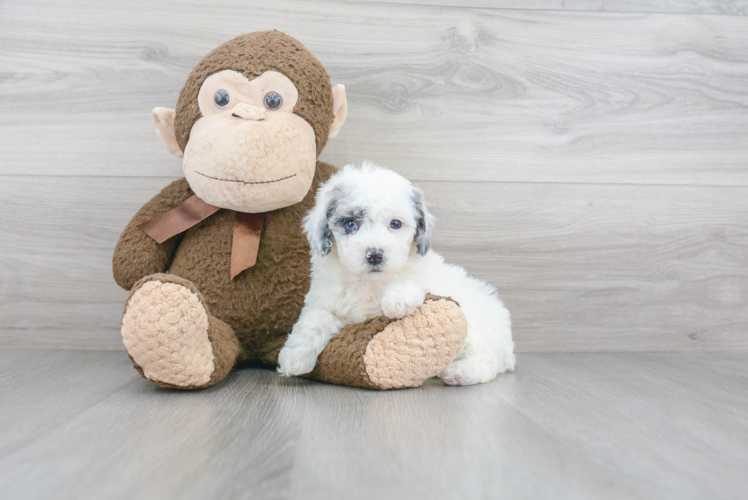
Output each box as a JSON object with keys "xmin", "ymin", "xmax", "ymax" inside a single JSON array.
[{"xmin": 277, "ymin": 162, "xmax": 515, "ymax": 385}]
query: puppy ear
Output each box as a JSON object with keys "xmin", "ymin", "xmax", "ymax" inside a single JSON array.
[
  {"xmin": 303, "ymin": 182, "xmax": 338, "ymax": 256},
  {"xmin": 413, "ymin": 187, "xmax": 434, "ymax": 256}
]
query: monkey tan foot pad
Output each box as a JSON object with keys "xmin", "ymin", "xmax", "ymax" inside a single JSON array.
[
  {"xmin": 309, "ymin": 295, "xmax": 468, "ymax": 390},
  {"xmin": 121, "ymin": 273, "xmax": 240, "ymax": 389}
]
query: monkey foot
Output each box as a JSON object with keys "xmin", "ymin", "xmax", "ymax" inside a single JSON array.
[
  {"xmin": 308, "ymin": 295, "xmax": 467, "ymax": 390},
  {"xmin": 363, "ymin": 296, "xmax": 468, "ymax": 389},
  {"xmin": 121, "ymin": 274, "xmax": 239, "ymax": 389}
]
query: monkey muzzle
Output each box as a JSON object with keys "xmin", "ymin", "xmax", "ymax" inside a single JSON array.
[{"xmin": 182, "ymin": 109, "xmax": 317, "ymax": 214}]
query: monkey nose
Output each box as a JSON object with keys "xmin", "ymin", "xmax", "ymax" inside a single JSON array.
[{"xmin": 231, "ymin": 103, "xmax": 266, "ymax": 121}]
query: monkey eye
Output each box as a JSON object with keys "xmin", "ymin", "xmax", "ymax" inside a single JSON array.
[
  {"xmin": 390, "ymin": 220, "xmax": 402, "ymax": 230},
  {"xmin": 214, "ymin": 89, "xmax": 230, "ymax": 108},
  {"xmin": 264, "ymin": 92, "xmax": 283, "ymax": 110}
]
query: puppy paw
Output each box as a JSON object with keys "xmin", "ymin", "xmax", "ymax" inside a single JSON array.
[
  {"xmin": 277, "ymin": 343, "xmax": 318, "ymax": 377},
  {"xmin": 439, "ymin": 357, "xmax": 498, "ymax": 386},
  {"xmin": 381, "ymin": 282, "xmax": 426, "ymax": 319}
]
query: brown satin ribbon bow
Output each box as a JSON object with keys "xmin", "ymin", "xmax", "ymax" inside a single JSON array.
[{"xmin": 137, "ymin": 195, "xmax": 264, "ymax": 280}]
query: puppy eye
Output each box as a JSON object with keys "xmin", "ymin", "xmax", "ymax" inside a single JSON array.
[
  {"xmin": 390, "ymin": 220, "xmax": 402, "ymax": 230},
  {"xmin": 264, "ymin": 92, "xmax": 283, "ymax": 110},
  {"xmin": 345, "ymin": 220, "xmax": 358, "ymax": 232},
  {"xmin": 214, "ymin": 89, "xmax": 230, "ymax": 108}
]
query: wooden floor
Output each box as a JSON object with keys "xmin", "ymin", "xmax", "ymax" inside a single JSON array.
[{"xmin": 0, "ymin": 349, "xmax": 745, "ymax": 500}]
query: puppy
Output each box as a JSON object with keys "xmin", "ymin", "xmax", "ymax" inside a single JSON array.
[{"xmin": 278, "ymin": 162, "xmax": 515, "ymax": 385}]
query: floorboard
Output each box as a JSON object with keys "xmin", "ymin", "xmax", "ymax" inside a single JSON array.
[{"xmin": 0, "ymin": 349, "xmax": 745, "ymax": 499}]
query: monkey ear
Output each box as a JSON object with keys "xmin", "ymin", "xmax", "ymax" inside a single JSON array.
[
  {"xmin": 328, "ymin": 84, "xmax": 348, "ymax": 140},
  {"xmin": 151, "ymin": 107, "xmax": 184, "ymax": 158},
  {"xmin": 413, "ymin": 187, "xmax": 434, "ymax": 256}
]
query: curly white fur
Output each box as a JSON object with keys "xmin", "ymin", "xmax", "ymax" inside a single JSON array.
[{"xmin": 277, "ymin": 162, "xmax": 515, "ymax": 386}]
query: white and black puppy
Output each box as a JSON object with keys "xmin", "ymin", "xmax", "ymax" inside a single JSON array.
[{"xmin": 277, "ymin": 162, "xmax": 515, "ymax": 385}]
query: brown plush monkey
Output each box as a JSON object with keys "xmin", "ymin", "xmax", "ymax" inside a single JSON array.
[{"xmin": 112, "ymin": 31, "xmax": 468, "ymax": 390}]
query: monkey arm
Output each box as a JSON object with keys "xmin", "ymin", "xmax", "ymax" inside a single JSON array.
[
  {"xmin": 112, "ymin": 178, "xmax": 194, "ymax": 290},
  {"xmin": 300, "ymin": 295, "xmax": 467, "ymax": 389}
]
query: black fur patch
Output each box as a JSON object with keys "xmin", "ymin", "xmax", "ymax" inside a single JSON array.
[
  {"xmin": 313, "ymin": 197, "xmax": 336, "ymax": 255},
  {"xmin": 330, "ymin": 209, "xmax": 366, "ymax": 234},
  {"xmin": 413, "ymin": 192, "xmax": 431, "ymax": 255}
]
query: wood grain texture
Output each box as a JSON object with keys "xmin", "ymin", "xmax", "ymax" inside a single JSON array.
[
  {"xmin": 427, "ymin": 180, "xmax": 748, "ymax": 351},
  {"xmin": 1, "ymin": 0, "xmax": 747, "ymax": 185},
  {"xmin": 1, "ymin": 0, "xmax": 747, "ymax": 352},
  {"xmin": 0, "ymin": 349, "xmax": 308, "ymax": 500},
  {"xmin": 0, "ymin": 349, "xmax": 746, "ymax": 499},
  {"xmin": 0, "ymin": 350, "xmax": 140, "ymax": 458},
  {"xmin": 352, "ymin": 0, "xmax": 748, "ymax": 15},
  {"xmin": 0, "ymin": 176, "xmax": 745, "ymax": 352}
]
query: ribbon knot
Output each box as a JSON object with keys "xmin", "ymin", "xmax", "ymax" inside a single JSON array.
[{"xmin": 137, "ymin": 194, "xmax": 264, "ymax": 279}]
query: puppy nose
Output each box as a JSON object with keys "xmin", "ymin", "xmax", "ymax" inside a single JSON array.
[
  {"xmin": 231, "ymin": 103, "xmax": 266, "ymax": 121},
  {"xmin": 365, "ymin": 248, "xmax": 384, "ymax": 265}
]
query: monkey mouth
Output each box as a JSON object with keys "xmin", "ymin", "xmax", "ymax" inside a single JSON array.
[{"xmin": 194, "ymin": 171, "xmax": 297, "ymax": 185}]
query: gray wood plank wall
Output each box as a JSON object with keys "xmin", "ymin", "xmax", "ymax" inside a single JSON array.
[
  {"xmin": 1, "ymin": 0, "xmax": 746, "ymax": 352},
  {"xmin": 351, "ymin": 0, "xmax": 748, "ymax": 15}
]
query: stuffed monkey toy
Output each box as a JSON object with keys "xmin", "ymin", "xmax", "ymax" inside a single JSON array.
[{"xmin": 112, "ymin": 31, "xmax": 468, "ymax": 390}]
